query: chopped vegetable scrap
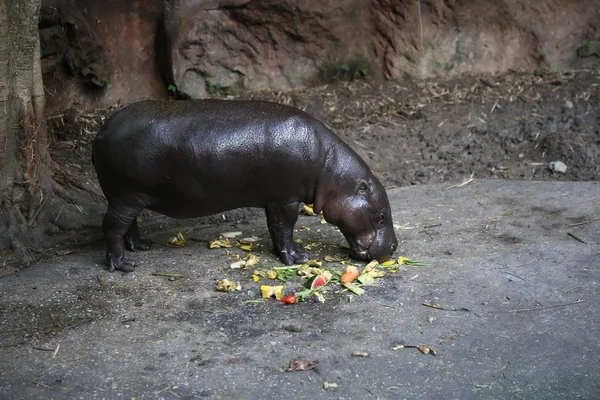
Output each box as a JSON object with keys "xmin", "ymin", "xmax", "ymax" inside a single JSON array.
[
  {"xmin": 167, "ymin": 232, "xmax": 186, "ymax": 246},
  {"xmin": 302, "ymin": 204, "xmax": 318, "ymax": 216},
  {"xmin": 216, "ymin": 279, "xmax": 240, "ymax": 292},
  {"xmin": 397, "ymin": 256, "xmax": 430, "ymax": 266},
  {"xmin": 221, "ymin": 231, "xmax": 243, "ymax": 238},
  {"xmin": 357, "ymin": 273, "xmax": 374, "ymax": 286},
  {"xmin": 323, "ymin": 382, "xmax": 338, "ymax": 390},
  {"xmin": 210, "ymin": 233, "xmax": 263, "ymax": 253},
  {"xmin": 209, "ymin": 235, "xmax": 235, "ymax": 249},
  {"xmin": 363, "ymin": 261, "xmax": 385, "ymax": 278},
  {"xmin": 230, "ymin": 253, "xmax": 260, "ymax": 269},
  {"xmin": 239, "ymin": 236, "xmax": 261, "ymax": 244},
  {"xmin": 252, "ymin": 269, "xmax": 278, "ymax": 280},
  {"xmin": 285, "ymin": 359, "xmax": 318, "ymax": 372},
  {"xmin": 338, "ymin": 265, "xmax": 364, "ymax": 295},
  {"xmin": 340, "ymin": 265, "xmax": 359, "ymax": 284},
  {"xmin": 261, "ymin": 285, "xmax": 284, "ymax": 300},
  {"xmin": 271, "ymin": 264, "xmax": 301, "ymax": 281},
  {"xmin": 213, "ymin": 234, "xmax": 430, "ymax": 303}
]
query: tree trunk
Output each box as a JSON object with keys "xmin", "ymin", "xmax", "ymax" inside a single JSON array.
[{"xmin": 0, "ymin": 0, "xmax": 100, "ymax": 269}]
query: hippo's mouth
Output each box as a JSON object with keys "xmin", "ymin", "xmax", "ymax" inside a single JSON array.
[
  {"xmin": 347, "ymin": 232, "xmax": 396, "ymax": 263},
  {"xmin": 347, "ymin": 241, "xmax": 371, "ymax": 261}
]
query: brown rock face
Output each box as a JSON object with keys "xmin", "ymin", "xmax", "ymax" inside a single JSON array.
[
  {"xmin": 40, "ymin": 0, "xmax": 107, "ymax": 88},
  {"xmin": 159, "ymin": 0, "xmax": 379, "ymax": 98},
  {"xmin": 40, "ymin": 0, "xmax": 600, "ymax": 106}
]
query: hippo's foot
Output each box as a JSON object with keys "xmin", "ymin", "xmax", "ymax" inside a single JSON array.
[
  {"xmin": 107, "ymin": 256, "xmax": 137, "ymax": 273},
  {"xmin": 279, "ymin": 243, "xmax": 310, "ymax": 266},
  {"xmin": 124, "ymin": 237, "xmax": 153, "ymax": 252}
]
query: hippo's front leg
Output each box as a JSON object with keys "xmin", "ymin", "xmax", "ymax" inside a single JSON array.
[{"xmin": 265, "ymin": 202, "xmax": 310, "ymax": 265}]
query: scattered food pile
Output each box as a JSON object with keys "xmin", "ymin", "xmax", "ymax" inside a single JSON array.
[{"xmin": 168, "ymin": 227, "xmax": 430, "ymax": 305}]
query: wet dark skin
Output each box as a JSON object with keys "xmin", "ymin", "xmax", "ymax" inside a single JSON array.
[{"xmin": 92, "ymin": 100, "xmax": 398, "ymax": 272}]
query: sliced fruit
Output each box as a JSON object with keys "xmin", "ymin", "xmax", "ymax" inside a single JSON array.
[
  {"xmin": 261, "ymin": 285, "xmax": 284, "ymax": 300},
  {"xmin": 305, "ymin": 275, "xmax": 327, "ymax": 290}
]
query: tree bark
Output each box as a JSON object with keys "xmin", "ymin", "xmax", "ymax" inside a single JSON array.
[{"xmin": 0, "ymin": 0, "xmax": 100, "ymax": 268}]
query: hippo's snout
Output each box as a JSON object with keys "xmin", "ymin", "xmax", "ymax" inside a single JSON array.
[
  {"xmin": 368, "ymin": 228, "xmax": 398, "ymax": 262},
  {"xmin": 346, "ymin": 227, "xmax": 397, "ymax": 263}
]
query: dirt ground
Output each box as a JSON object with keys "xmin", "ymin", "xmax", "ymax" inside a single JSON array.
[{"xmin": 48, "ymin": 69, "xmax": 600, "ymax": 193}]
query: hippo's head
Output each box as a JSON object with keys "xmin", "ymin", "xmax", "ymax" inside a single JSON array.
[{"xmin": 314, "ymin": 174, "xmax": 398, "ymax": 263}]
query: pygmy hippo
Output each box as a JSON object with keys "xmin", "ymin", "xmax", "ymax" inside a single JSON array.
[{"xmin": 92, "ymin": 100, "xmax": 398, "ymax": 272}]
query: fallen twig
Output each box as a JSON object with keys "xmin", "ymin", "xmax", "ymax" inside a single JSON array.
[
  {"xmin": 32, "ymin": 380, "xmax": 54, "ymax": 389},
  {"xmin": 422, "ymin": 302, "xmax": 470, "ymax": 312},
  {"xmin": 503, "ymin": 271, "xmax": 525, "ymax": 281},
  {"xmin": 154, "ymin": 387, "xmax": 172, "ymax": 395},
  {"xmin": 422, "ymin": 223, "xmax": 442, "ymax": 229},
  {"xmin": 33, "ymin": 346, "xmax": 55, "ymax": 352},
  {"xmin": 567, "ymin": 232, "xmax": 586, "ymax": 244},
  {"xmin": 443, "ymin": 176, "xmax": 474, "ymax": 190},
  {"xmin": 151, "ymin": 272, "xmax": 185, "ymax": 278},
  {"xmin": 480, "ymin": 79, "xmax": 498, "ymax": 88},
  {"xmin": 52, "ymin": 343, "xmax": 60, "ymax": 358},
  {"xmin": 568, "ymin": 217, "xmax": 600, "ymax": 227},
  {"xmin": 509, "ymin": 299, "xmax": 583, "ymax": 313}
]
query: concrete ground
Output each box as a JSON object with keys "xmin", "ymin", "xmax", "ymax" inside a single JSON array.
[{"xmin": 1, "ymin": 180, "xmax": 599, "ymax": 400}]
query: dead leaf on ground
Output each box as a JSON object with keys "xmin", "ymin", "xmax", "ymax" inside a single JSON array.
[
  {"xmin": 285, "ymin": 358, "xmax": 318, "ymax": 372},
  {"xmin": 417, "ymin": 345, "xmax": 437, "ymax": 356},
  {"xmin": 392, "ymin": 344, "xmax": 437, "ymax": 356},
  {"xmin": 56, "ymin": 249, "xmax": 73, "ymax": 256},
  {"xmin": 215, "ymin": 279, "xmax": 241, "ymax": 292}
]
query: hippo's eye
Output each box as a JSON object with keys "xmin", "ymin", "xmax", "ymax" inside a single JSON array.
[
  {"xmin": 374, "ymin": 213, "xmax": 385, "ymax": 224},
  {"xmin": 358, "ymin": 182, "xmax": 369, "ymax": 195}
]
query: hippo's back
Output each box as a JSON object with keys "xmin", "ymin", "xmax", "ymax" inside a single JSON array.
[{"xmin": 92, "ymin": 100, "xmax": 336, "ymax": 217}]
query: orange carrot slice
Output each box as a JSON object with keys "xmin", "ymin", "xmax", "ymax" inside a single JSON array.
[{"xmin": 340, "ymin": 266, "xmax": 359, "ymax": 284}]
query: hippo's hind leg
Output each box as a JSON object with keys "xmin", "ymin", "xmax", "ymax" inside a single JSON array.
[
  {"xmin": 124, "ymin": 217, "xmax": 153, "ymax": 251},
  {"xmin": 102, "ymin": 204, "xmax": 144, "ymax": 272},
  {"xmin": 265, "ymin": 202, "xmax": 310, "ymax": 265}
]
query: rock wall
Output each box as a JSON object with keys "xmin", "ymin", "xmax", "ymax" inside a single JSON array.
[
  {"xmin": 160, "ymin": 0, "xmax": 377, "ymax": 98},
  {"xmin": 40, "ymin": 0, "xmax": 600, "ymax": 110}
]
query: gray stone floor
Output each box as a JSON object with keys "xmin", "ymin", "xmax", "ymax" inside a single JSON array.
[{"xmin": 1, "ymin": 180, "xmax": 598, "ymax": 399}]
